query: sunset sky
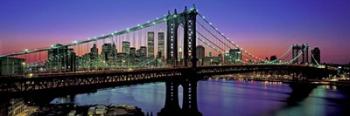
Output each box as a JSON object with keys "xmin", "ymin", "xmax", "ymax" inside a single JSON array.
[{"xmin": 0, "ymin": 0, "xmax": 349, "ymax": 64}]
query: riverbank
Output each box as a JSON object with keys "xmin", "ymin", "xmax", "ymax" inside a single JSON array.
[{"xmin": 30, "ymin": 104, "xmax": 144, "ymax": 116}]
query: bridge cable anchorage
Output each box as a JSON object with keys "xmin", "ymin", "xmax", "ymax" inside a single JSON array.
[{"xmin": 197, "ymin": 13, "xmax": 263, "ymax": 62}]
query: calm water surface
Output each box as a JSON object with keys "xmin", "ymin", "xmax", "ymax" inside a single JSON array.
[{"xmin": 51, "ymin": 80, "xmax": 348, "ymax": 116}]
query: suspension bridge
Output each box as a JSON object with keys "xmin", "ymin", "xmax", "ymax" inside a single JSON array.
[{"xmin": 0, "ymin": 6, "xmax": 338, "ymax": 116}]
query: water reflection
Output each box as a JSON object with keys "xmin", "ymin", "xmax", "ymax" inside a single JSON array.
[{"xmin": 1, "ymin": 80, "xmax": 349, "ymax": 116}]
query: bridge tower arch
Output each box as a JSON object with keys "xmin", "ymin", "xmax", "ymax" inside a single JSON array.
[
  {"xmin": 166, "ymin": 6, "xmax": 198, "ymax": 68},
  {"xmin": 166, "ymin": 10, "xmax": 179, "ymax": 66}
]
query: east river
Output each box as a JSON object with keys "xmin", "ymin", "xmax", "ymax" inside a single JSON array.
[{"xmin": 45, "ymin": 80, "xmax": 349, "ymax": 116}]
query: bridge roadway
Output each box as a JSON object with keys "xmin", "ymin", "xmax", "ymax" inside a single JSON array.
[{"xmin": 0, "ymin": 64, "xmax": 335, "ymax": 93}]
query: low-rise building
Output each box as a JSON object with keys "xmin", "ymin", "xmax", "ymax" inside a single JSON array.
[{"xmin": 0, "ymin": 57, "xmax": 24, "ymax": 76}]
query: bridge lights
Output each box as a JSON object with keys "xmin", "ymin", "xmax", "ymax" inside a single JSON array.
[
  {"xmin": 24, "ymin": 49, "xmax": 29, "ymax": 53},
  {"xmin": 27, "ymin": 73, "xmax": 33, "ymax": 78},
  {"xmin": 72, "ymin": 40, "xmax": 78, "ymax": 44}
]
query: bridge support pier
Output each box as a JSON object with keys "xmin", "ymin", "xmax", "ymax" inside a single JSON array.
[
  {"xmin": 182, "ymin": 79, "xmax": 201, "ymax": 116},
  {"xmin": 159, "ymin": 70, "xmax": 202, "ymax": 116},
  {"xmin": 159, "ymin": 80, "xmax": 181, "ymax": 116}
]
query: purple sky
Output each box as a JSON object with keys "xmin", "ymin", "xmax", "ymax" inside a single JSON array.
[{"xmin": 0, "ymin": 0, "xmax": 349, "ymax": 64}]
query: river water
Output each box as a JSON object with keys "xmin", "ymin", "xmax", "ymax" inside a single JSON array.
[{"xmin": 50, "ymin": 80, "xmax": 349, "ymax": 116}]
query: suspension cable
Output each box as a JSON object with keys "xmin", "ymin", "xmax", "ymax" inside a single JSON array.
[{"xmin": 198, "ymin": 13, "xmax": 262, "ymax": 61}]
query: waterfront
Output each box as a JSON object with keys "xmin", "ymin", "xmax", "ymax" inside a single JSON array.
[{"xmin": 30, "ymin": 80, "xmax": 350, "ymax": 116}]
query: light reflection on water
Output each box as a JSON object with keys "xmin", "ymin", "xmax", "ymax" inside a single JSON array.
[{"xmin": 51, "ymin": 80, "xmax": 347, "ymax": 116}]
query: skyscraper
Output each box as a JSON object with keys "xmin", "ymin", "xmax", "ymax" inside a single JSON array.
[
  {"xmin": 48, "ymin": 44, "xmax": 76, "ymax": 71},
  {"xmin": 196, "ymin": 45, "xmax": 205, "ymax": 65},
  {"xmin": 147, "ymin": 32, "xmax": 154, "ymax": 58},
  {"xmin": 102, "ymin": 43, "xmax": 116, "ymax": 62},
  {"xmin": 90, "ymin": 44, "xmax": 98, "ymax": 60},
  {"xmin": 229, "ymin": 48, "xmax": 242, "ymax": 63},
  {"xmin": 122, "ymin": 41, "xmax": 130, "ymax": 54},
  {"xmin": 139, "ymin": 46, "xmax": 147, "ymax": 58},
  {"xmin": 311, "ymin": 47, "xmax": 320, "ymax": 65},
  {"xmin": 158, "ymin": 32, "xmax": 165, "ymax": 59},
  {"xmin": 130, "ymin": 47, "xmax": 136, "ymax": 57}
]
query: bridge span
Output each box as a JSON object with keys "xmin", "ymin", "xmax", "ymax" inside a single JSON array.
[{"xmin": 0, "ymin": 64, "xmax": 335, "ymax": 94}]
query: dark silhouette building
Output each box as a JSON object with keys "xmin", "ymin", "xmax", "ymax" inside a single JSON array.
[
  {"xmin": 48, "ymin": 44, "xmax": 76, "ymax": 72},
  {"xmin": 270, "ymin": 55, "xmax": 277, "ymax": 61},
  {"xmin": 196, "ymin": 45, "xmax": 205, "ymax": 66},
  {"xmin": 311, "ymin": 47, "xmax": 320, "ymax": 65},
  {"xmin": 0, "ymin": 57, "xmax": 24, "ymax": 76},
  {"xmin": 90, "ymin": 44, "xmax": 99, "ymax": 60}
]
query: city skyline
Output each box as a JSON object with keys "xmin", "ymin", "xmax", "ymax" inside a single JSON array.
[
  {"xmin": 0, "ymin": 1, "xmax": 349, "ymax": 116},
  {"xmin": 0, "ymin": 0, "xmax": 350, "ymax": 64}
]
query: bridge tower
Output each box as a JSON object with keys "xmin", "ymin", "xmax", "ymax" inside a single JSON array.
[
  {"xmin": 181, "ymin": 71, "xmax": 201, "ymax": 116},
  {"xmin": 292, "ymin": 44, "xmax": 309, "ymax": 64},
  {"xmin": 166, "ymin": 10, "xmax": 179, "ymax": 66},
  {"xmin": 182, "ymin": 6, "xmax": 198, "ymax": 68},
  {"xmin": 159, "ymin": 80, "xmax": 182, "ymax": 116},
  {"xmin": 166, "ymin": 6, "xmax": 198, "ymax": 68}
]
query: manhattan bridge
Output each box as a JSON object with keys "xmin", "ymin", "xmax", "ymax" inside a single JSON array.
[{"xmin": 0, "ymin": 6, "xmax": 335, "ymax": 116}]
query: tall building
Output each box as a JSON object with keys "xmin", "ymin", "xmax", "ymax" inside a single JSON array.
[
  {"xmin": 196, "ymin": 45, "xmax": 205, "ymax": 65},
  {"xmin": 67, "ymin": 48, "xmax": 77, "ymax": 71},
  {"xmin": 229, "ymin": 48, "xmax": 242, "ymax": 63},
  {"xmin": 311, "ymin": 47, "xmax": 320, "ymax": 65},
  {"xmin": 147, "ymin": 32, "xmax": 155, "ymax": 58},
  {"xmin": 224, "ymin": 48, "xmax": 242, "ymax": 64},
  {"xmin": 158, "ymin": 32, "xmax": 165, "ymax": 59},
  {"xmin": 139, "ymin": 46, "xmax": 147, "ymax": 58},
  {"xmin": 90, "ymin": 44, "xmax": 98, "ymax": 60},
  {"xmin": 130, "ymin": 47, "xmax": 136, "ymax": 57},
  {"xmin": 48, "ymin": 44, "xmax": 76, "ymax": 71},
  {"xmin": 0, "ymin": 57, "xmax": 24, "ymax": 76},
  {"xmin": 102, "ymin": 43, "xmax": 116, "ymax": 62},
  {"xmin": 122, "ymin": 41, "xmax": 130, "ymax": 54}
]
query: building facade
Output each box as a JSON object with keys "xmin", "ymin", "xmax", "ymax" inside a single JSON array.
[
  {"xmin": 122, "ymin": 41, "xmax": 130, "ymax": 54},
  {"xmin": 48, "ymin": 44, "xmax": 76, "ymax": 72},
  {"xmin": 196, "ymin": 45, "xmax": 205, "ymax": 65},
  {"xmin": 158, "ymin": 32, "xmax": 165, "ymax": 59},
  {"xmin": 147, "ymin": 32, "xmax": 155, "ymax": 58},
  {"xmin": 0, "ymin": 57, "xmax": 24, "ymax": 76},
  {"xmin": 311, "ymin": 47, "xmax": 320, "ymax": 65}
]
